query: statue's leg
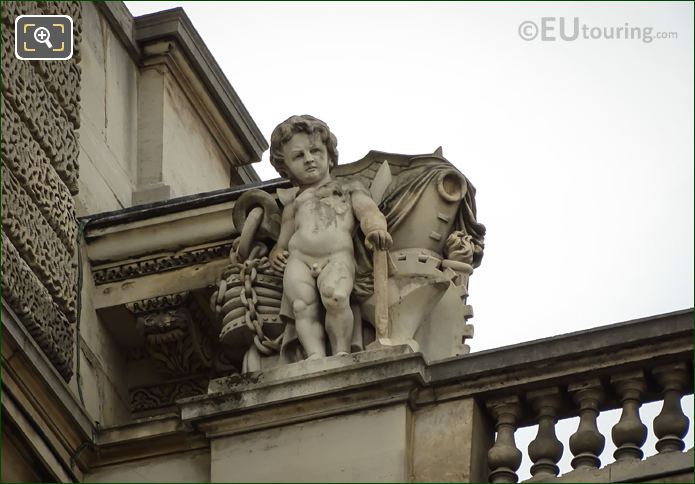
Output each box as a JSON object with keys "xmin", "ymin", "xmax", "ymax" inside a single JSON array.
[
  {"xmin": 318, "ymin": 256, "xmax": 355, "ymax": 355},
  {"xmin": 283, "ymin": 257, "xmax": 325, "ymax": 359}
]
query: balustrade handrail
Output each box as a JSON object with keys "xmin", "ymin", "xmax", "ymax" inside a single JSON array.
[
  {"xmin": 425, "ymin": 308, "xmax": 693, "ymax": 483},
  {"xmin": 427, "ymin": 309, "xmax": 692, "ymax": 412}
]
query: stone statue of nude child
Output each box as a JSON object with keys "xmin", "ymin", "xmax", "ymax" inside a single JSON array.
[{"xmin": 268, "ymin": 115, "xmax": 392, "ymax": 359}]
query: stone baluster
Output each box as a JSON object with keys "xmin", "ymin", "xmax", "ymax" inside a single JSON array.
[
  {"xmin": 652, "ymin": 363, "xmax": 690, "ymax": 453},
  {"xmin": 610, "ymin": 371, "xmax": 648, "ymax": 461},
  {"xmin": 568, "ymin": 379, "xmax": 605, "ymax": 470},
  {"xmin": 487, "ymin": 396, "xmax": 523, "ymax": 483},
  {"xmin": 527, "ymin": 387, "xmax": 564, "ymax": 478}
]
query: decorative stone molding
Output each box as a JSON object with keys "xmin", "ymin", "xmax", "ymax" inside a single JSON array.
[
  {"xmin": 1, "ymin": 234, "xmax": 74, "ymax": 379},
  {"xmin": 1, "ymin": 1, "xmax": 82, "ymax": 381},
  {"xmin": 611, "ymin": 371, "xmax": 648, "ymax": 461},
  {"xmin": 126, "ymin": 292, "xmax": 215, "ymax": 376},
  {"xmin": 127, "ymin": 292, "xmax": 191, "ymax": 315},
  {"xmin": 527, "ymin": 387, "xmax": 564, "ymax": 478},
  {"xmin": 130, "ymin": 378, "xmax": 208, "ymax": 413},
  {"xmin": 125, "ymin": 291, "xmax": 230, "ymax": 412},
  {"xmin": 1, "ymin": 22, "xmax": 80, "ymax": 194},
  {"xmin": 487, "ymin": 396, "xmax": 523, "ymax": 483},
  {"xmin": 568, "ymin": 379, "xmax": 606, "ymax": 469},
  {"xmin": 652, "ymin": 363, "xmax": 690, "ymax": 453},
  {"xmin": 2, "ymin": 168, "xmax": 77, "ymax": 319},
  {"xmin": 93, "ymin": 242, "xmax": 233, "ymax": 285},
  {"xmin": 2, "ymin": 101, "xmax": 77, "ymax": 250}
]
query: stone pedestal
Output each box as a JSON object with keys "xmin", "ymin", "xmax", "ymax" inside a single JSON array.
[
  {"xmin": 177, "ymin": 346, "xmax": 491, "ymax": 482},
  {"xmin": 211, "ymin": 405, "xmax": 409, "ymax": 482}
]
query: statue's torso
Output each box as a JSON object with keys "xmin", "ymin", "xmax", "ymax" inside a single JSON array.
[{"xmin": 288, "ymin": 180, "xmax": 356, "ymax": 259}]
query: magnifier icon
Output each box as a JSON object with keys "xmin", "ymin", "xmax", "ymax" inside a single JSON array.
[{"xmin": 33, "ymin": 27, "xmax": 53, "ymax": 48}]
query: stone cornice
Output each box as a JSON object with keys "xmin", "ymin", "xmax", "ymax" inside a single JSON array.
[
  {"xmin": 92, "ymin": 241, "xmax": 233, "ymax": 285},
  {"xmin": 178, "ymin": 309, "xmax": 693, "ymax": 435},
  {"xmin": 96, "ymin": 3, "xmax": 267, "ymax": 168},
  {"xmin": 133, "ymin": 7, "xmax": 267, "ymax": 164},
  {"xmin": 8, "ymin": 308, "xmax": 687, "ymax": 471},
  {"xmin": 92, "ymin": 415, "xmax": 208, "ymax": 469},
  {"xmin": 2, "ymin": 302, "xmax": 95, "ymax": 478},
  {"xmin": 84, "ymin": 178, "xmax": 287, "ymax": 231},
  {"xmin": 83, "ymin": 180, "xmax": 288, "ymax": 269},
  {"xmin": 428, "ymin": 309, "xmax": 693, "ymax": 384},
  {"xmin": 96, "ymin": 2, "xmax": 141, "ymax": 61},
  {"xmin": 425, "ymin": 308, "xmax": 694, "ymax": 424}
]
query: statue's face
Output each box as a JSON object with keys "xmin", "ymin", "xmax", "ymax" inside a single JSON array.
[{"xmin": 282, "ymin": 132, "xmax": 330, "ymax": 186}]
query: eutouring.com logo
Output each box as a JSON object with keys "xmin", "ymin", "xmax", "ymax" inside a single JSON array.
[{"xmin": 518, "ymin": 17, "xmax": 678, "ymax": 43}]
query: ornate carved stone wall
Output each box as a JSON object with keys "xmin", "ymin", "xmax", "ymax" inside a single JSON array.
[{"xmin": 1, "ymin": 1, "xmax": 82, "ymax": 380}]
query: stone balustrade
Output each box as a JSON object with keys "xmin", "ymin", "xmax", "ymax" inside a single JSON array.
[
  {"xmin": 472, "ymin": 340, "xmax": 692, "ymax": 482},
  {"xmin": 426, "ymin": 309, "xmax": 692, "ymax": 483},
  {"xmin": 484, "ymin": 365, "xmax": 691, "ymax": 482}
]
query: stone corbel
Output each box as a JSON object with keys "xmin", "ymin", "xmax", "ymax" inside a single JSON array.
[
  {"xmin": 126, "ymin": 291, "xmax": 214, "ymax": 377},
  {"xmin": 125, "ymin": 291, "xmax": 239, "ymax": 413}
]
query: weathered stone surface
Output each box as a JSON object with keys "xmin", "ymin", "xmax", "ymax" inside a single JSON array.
[
  {"xmin": 2, "ymin": 29, "xmax": 80, "ymax": 193},
  {"xmin": 412, "ymin": 398, "xmax": 492, "ymax": 482},
  {"xmin": 86, "ymin": 449, "xmax": 210, "ymax": 483},
  {"xmin": 206, "ymin": 344, "xmax": 414, "ymax": 396},
  {"xmin": 130, "ymin": 379, "xmax": 208, "ymax": 413},
  {"xmin": 207, "ymin": 116, "xmax": 485, "ymax": 374},
  {"xmin": 539, "ymin": 448, "xmax": 695, "ymax": 483},
  {"xmin": 2, "ymin": 99, "xmax": 77, "ymax": 249},
  {"xmin": 2, "ymin": 168, "xmax": 77, "ymax": 320},
  {"xmin": 1, "ymin": 0, "xmax": 82, "ymax": 381},
  {"xmin": 211, "ymin": 404, "xmax": 408, "ymax": 482},
  {"xmin": 183, "ymin": 346, "xmax": 421, "ymax": 427},
  {"xmin": 123, "ymin": 291, "xmax": 232, "ymax": 413},
  {"xmin": 1, "ymin": 234, "xmax": 73, "ymax": 379}
]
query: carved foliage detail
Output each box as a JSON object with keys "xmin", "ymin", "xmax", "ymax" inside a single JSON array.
[
  {"xmin": 2, "ymin": 100, "xmax": 77, "ymax": 249},
  {"xmin": 127, "ymin": 293, "xmax": 215, "ymax": 378},
  {"xmin": 1, "ymin": 2, "xmax": 81, "ymax": 194},
  {"xmin": 2, "ymin": 234, "xmax": 74, "ymax": 379},
  {"xmin": 2, "ymin": 168, "xmax": 77, "ymax": 321},
  {"xmin": 130, "ymin": 379, "xmax": 208, "ymax": 413},
  {"xmin": 1, "ymin": 1, "xmax": 82, "ymax": 381}
]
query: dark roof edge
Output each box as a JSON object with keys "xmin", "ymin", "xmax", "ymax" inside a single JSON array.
[
  {"xmin": 429, "ymin": 308, "xmax": 694, "ymax": 384},
  {"xmin": 132, "ymin": 7, "xmax": 268, "ymax": 162},
  {"xmin": 82, "ymin": 178, "xmax": 290, "ymax": 230}
]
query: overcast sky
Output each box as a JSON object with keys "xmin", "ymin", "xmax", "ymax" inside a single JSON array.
[{"xmin": 126, "ymin": 1, "xmax": 693, "ymax": 475}]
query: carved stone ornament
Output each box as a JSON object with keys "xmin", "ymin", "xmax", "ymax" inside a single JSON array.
[
  {"xmin": 1, "ymin": 1, "xmax": 82, "ymax": 381},
  {"xmin": 126, "ymin": 292, "xmax": 215, "ymax": 377},
  {"xmin": 125, "ymin": 291, "xmax": 238, "ymax": 411},
  {"xmin": 93, "ymin": 242, "xmax": 234, "ymax": 285},
  {"xmin": 209, "ymin": 115, "xmax": 485, "ymax": 375},
  {"xmin": 130, "ymin": 378, "xmax": 208, "ymax": 413}
]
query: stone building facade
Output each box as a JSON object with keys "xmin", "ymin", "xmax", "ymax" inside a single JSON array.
[{"xmin": 1, "ymin": 2, "xmax": 693, "ymax": 483}]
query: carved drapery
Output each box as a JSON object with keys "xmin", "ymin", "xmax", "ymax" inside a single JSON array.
[{"xmin": 1, "ymin": 1, "xmax": 82, "ymax": 381}]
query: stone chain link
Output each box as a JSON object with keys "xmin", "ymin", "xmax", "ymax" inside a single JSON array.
[{"xmin": 216, "ymin": 236, "xmax": 282, "ymax": 356}]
